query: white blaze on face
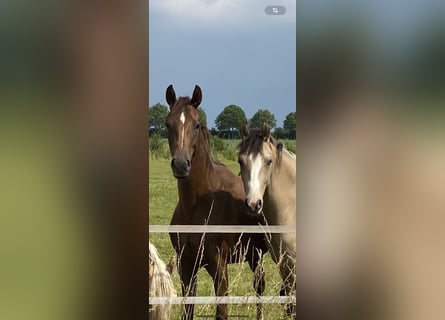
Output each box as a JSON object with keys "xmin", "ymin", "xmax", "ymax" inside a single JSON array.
[
  {"xmin": 179, "ymin": 111, "xmax": 185, "ymax": 149},
  {"xmin": 247, "ymin": 154, "xmax": 264, "ymax": 202}
]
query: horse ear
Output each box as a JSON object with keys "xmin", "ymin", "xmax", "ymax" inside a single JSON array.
[
  {"xmin": 277, "ymin": 143, "xmax": 284, "ymax": 159},
  {"xmin": 240, "ymin": 122, "xmax": 249, "ymax": 140},
  {"xmin": 261, "ymin": 123, "xmax": 271, "ymax": 140},
  {"xmin": 190, "ymin": 85, "xmax": 202, "ymax": 108},
  {"xmin": 166, "ymin": 84, "xmax": 176, "ymax": 109}
]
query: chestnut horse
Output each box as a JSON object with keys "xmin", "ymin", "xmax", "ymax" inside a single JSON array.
[{"xmin": 165, "ymin": 85, "xmax": 268, "ymax": 320}]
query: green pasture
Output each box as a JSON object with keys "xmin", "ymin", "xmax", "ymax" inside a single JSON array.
[{"xmin": 149, "ymin": 157, "xmax": 291, "ymax": 319}]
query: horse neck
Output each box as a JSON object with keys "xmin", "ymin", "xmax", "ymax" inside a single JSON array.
[
  {"xmin": 264, "ymin": 151, "xmax": 296, "ymax": 224},
  {"xmin": 177, "ymin": 131, "xmax": 214, "ymax": 206}
]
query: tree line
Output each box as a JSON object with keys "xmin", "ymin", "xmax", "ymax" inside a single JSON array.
[{"xmin": 149, "ymin": 103, "xmax": 296, "ymax": 140}]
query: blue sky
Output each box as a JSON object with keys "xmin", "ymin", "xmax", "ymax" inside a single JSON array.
[
  {"xmin": 149, "ymin": 0, "xmax": 296, "ymax": 129},
  {"xmin": 149, "ymin": 0, "xmax": 445, "ymax": 128}
]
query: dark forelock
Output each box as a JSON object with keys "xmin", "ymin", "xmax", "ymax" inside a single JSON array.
[{"xmin": 237, "ymin": 129, "xmax": 278, "ymax": 157}]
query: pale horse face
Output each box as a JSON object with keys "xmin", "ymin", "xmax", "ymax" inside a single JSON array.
[{"xmin": 238, "ymin": 143, "xmax": 274, "ymax": 214}]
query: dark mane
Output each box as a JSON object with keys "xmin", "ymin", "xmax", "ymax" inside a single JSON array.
[
  {"xmin": 198, "ymin": 126, "xmax": 227, "ymax": 167},
  {"xmin": 199, "ymin": 125, "xmax": 211, "ymax": 150},
  {"xmin": 238, "ymin": 129, "xmax": 280, "ymax": 157}
]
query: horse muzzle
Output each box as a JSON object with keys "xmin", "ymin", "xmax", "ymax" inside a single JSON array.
[
  {"xmin": 245, "ymin": 198, "xmax": 263, "ymax": 214},
  {"xmin": 171, "ymin": 157, "xmax": 191, "ymax": 178}
]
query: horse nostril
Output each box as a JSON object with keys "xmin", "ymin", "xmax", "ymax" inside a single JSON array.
[
  {"xmin": 186, "ymin": 159, "xmax": 191, "ymax": 167},
  {"xmin": 255, "ymin": 199, "xmax": 263, "ymax": 212}
]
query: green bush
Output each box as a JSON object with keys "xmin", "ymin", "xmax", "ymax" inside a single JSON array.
[
  {"xmin": 148, "ymin": 134, "xmax": 241, "ymax": 162},
  {"xmin": 211, "ymin": 136, "xmax": 237, "ymax": 161},
  {"xmin": 149, "ymin": 133, "xmax": 169, "ymax": 159}
]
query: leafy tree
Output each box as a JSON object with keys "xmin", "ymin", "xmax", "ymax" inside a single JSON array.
[
  {"xmin": 209, "ymin": 127, "xmax": 218, "ymax": 136},
  {"xmin": 283, "ymin": 112, "xmax": 296, "ymax": 130},
  {"xmin": 215, "ymin": 105, "xmax": 247, "ymax": 139},
  {"xmin": 198, "ymin": 108, "xmax": 207, "ymax": 127},
  {"xmin": 249, "ymin": 109, "xmax": 277, "ymax": 129},
  {"xmin": 273, "ymin": 127, "xmax": 289, "ymax": 140},
  {"xmin": 149, "ymin": 103, "xmax": 169, "ymax": 136},
  {"xmin": 283, "ymin": 111, "xmax": 296, "ymax": 139}
]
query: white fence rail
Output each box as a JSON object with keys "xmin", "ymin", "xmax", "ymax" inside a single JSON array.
[
  {"xmin": 149, "ymin": 224, "xmax": 296, "ymax": 307},
  {"xmin": 149, "ymin": 225, "xmax": 296, "ymax": 234},
  {"xmin": 149, "ymin": 296, "xmax": 295, "ymax": 305}
]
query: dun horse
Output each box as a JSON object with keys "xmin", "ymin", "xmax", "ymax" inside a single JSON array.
[
  {"xmin": 165, "ymin": 85, "xmax": 268, "ymax": 320},
  {"xmin": 238, "ymin": 123, "xmax": 296, "ymax": 318},
  {"xmin": 149, "ymin": 241, "xmax": 177, "ymax": 320}
]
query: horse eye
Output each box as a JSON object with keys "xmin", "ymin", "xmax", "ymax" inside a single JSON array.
[
  {"xmin": 266, "ymin": 159, "xmax": 272, "ymax": 166},
  {"xmin": 238, "ymin": 159, "xmax": 243, "ymax": 166},
  {"xmin": 195, "ymin": 123, "xmax": 200, "ymax": 129}
]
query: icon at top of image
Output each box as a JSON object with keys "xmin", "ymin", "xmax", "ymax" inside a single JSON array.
[{"xmin": 265, "ymin": 5, "xmax": 286, "ymax": 15}]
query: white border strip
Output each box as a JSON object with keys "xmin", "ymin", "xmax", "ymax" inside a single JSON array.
[
  {"xmin": 149, "ymin": 296, "xmax": 295, "ymax": 305},
  {"xmin": 149, "ymin": 225, "xmax": 296, "ymax": 234}
]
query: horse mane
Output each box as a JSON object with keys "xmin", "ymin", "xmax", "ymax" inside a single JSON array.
[
  {"xmin": 198, "ymin": 126, "xmax": 228, "ymax": 167},
  {"xmin": 238, "ymin": 129, "xmax": 296, "ymax": 162},
  {"xmin": 149, "ymin": 242, "xmax": 176, "ymax": 320},
  {"xmin": 238, "ymin": 129, "xmax": 281, "ymax": 157},
  {"xmin": 199, "ymin": 125, "xmax": 211, "ymax": 148},
  {"xmin": 282, "ymin": 147, "xmax": 296, "ymax": 159}
]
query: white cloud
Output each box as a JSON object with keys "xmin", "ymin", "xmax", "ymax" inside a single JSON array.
[
  {"xmin": 149, "ymin": 0, "xmax": 295, "ymax": 28},
  {"xmin": 151, "ymin": 0, "xmax": 249, "ymax": 19}
]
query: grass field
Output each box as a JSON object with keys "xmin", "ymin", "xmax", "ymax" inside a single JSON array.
[{"xmin": 149, "ymin": 157, "xmax": 291, "ymax": 319}]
